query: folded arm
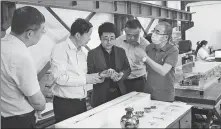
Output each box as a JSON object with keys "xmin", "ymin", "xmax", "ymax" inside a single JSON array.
[
  {"xmin": 144, "ymin": 49, "xmax": 178, "ymax": 76},
  {"xmin": 14, "ymin": 56, "xmax": 46, "ymax": 111}
]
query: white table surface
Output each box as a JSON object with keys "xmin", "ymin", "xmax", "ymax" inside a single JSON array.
[{"xmin": 54, "ymin": 92, "xmax": 191, "ymax": 128}]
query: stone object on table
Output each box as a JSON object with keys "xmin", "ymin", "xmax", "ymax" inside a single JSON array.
[
  {"xmin": 134, "ymin": 111, "xmax": 144, "ymax": 118},
  {"xmin": 120, "ymin": 107, "xmax": 139, "ymax": 129},
  {"xmin": 144, "ymin": 107, "xmax": 151, "ymax": 113}
]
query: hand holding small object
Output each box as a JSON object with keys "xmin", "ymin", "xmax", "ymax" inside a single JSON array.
[
  {"xmin": 99, "ymin": 68, "xmax": 116, "ymax": 78},
  {"xmin": 111, "ymin": 72, "xmax": 124, "ymax": 82}
]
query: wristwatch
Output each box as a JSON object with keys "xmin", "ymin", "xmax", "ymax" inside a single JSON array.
[{"xmin": 142, "ymin": 56, "xmax": 147, "ymax": 62}]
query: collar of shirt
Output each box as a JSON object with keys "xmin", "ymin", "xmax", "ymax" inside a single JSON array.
[
  {"xmin": 5, "ymin": 34, "xmax": 27, "ymax": 48},
  {"xmin": 100, "ymin": 44, "xmax": 114, "ymax": 54},
  {"xmin": 67, "ymin": 38, "xmax": 82, "ymax": 51},
  {"xmin": 152, "ymin": 42, "xmax": 173, "ymax": 52}
]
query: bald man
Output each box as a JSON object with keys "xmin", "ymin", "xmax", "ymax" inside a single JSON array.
[{"xmin": 136, "ymin": 22, "xmax": 179, "ymax": 102}]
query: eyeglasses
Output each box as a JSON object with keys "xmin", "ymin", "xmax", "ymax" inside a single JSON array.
[{"xmin": 152, "ymin": 29, "xmax": 168, "ymax": 36}]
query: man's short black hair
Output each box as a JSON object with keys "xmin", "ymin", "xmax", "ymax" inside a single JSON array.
[
  {"xmin": 157, "ymin": 21, "xmax": 173, "ymax": 42},
  {"xmin": 98, "ymin": 22, "xmax": 116, "ymax": 38},
  {"xmin": 125, "ymin": 19, "xmax": 142, "ymax": 29},
  {"xmin": 71, "ymin": 18, "xmax": 93, "ymax": 36},
  {"xmin": 11, "ymin": 6, "xmax": 45, "ymax": 35},
  {"xmin": 158, "ymin": 21, "xmax": 172, "ymax": 36}
]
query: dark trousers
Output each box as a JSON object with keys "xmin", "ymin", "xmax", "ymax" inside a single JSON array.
[
  {"xmin": 53, "ymin": 96, "xmax": 87, "ymax": 123},
  {"xmin": 107, "ymin": 87, "xmax": 121, "ymax": 102},
  {"xmin": 90, "ymin": 87, "xmax": 121, "ymax": 108},
  {"xmin": 124, "ymin": 76, "xmax": 146, "ymax": 93},
  {"xmin": 1, "ymin": 110, "xmax": 36, "ymax": 128}
]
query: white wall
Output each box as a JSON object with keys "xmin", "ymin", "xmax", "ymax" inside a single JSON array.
[
  {"xmin": 53, "ymin": 8, "xmax": 115, "ymax": 50},
  {"xmin": 186, "ymin": 1, "xmax": 221, "ymax": 50},
  {"xmin": 12, "ymin": 5, "xmax": 114, "ymax": 72}
]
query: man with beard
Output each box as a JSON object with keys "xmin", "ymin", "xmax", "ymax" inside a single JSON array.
[{"xmin": 136, "ymin": 22, "xmax": 179, "ymax": 102}]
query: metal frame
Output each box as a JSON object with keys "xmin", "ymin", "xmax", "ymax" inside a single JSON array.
[
  {"xmin": 46, "ymin": 7, "xmax": 71, "ymax": 32},
  {"xmin": 4, "ymin": 0, "xmax": 193, "ymax": 81},
  {"xmin": 85, "ymin": 12, "xmax": 96, "ymax": 21},
  {"xmin": 4, "ymin": 0, "xmax": 192, "ymax": 22},
  {"xmin": 134, "ymin": 17, "xmax": 148, "ymax": 37},
  {"xmin": 37, "ymin": 8, "xmax": 94, "ymax": 80},
  {"xmin": 45, "ymin": 7, "xmax": 93, "ymax": 51},
  {"xmin": 144, "ymin": 18, "xmax": 155, "ymax": 36}
]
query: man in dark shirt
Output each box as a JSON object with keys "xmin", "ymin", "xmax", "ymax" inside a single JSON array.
[
  {"xmin": 100, "ymin": 44, "xmax": 120, "ymax": 100},
  {"xmin": 135, "ymin": 22, "xmax": 179, "ymax": 102},
  {"xmin": 87, "ymin": 22, "xmax": 131, "ymax": 107}
]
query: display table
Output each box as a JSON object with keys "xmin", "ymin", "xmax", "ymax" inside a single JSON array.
[
  {"xmin": 51, "ymin": 92, "xmax": 191, "ymax": 128},
  {"xmin": 175, "ymin": 62, "xmax": 221, "ymax": 128},
  {"xmin": 175, "ymin": 82, "xmax": 221, "ymax": 128},
  {"xmin": 175, "ymin": 62, "xmax": 221, "ymax": 94}
]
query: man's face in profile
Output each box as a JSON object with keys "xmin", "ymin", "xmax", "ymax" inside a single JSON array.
[{"xmin": 28, "ymin": 23, "xmax": 46, "ymax": 46}]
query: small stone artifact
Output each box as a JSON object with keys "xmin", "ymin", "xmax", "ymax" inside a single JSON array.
[
  {"xmin": 144, "ymin": 107, "xmax": 151, "ymax": 113},
  {"xmin": 135, "ymin": 111, "xmax": 144, "ymax": 117}
]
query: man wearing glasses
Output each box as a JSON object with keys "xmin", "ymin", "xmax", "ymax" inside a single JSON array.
[
  {"xmin": 1, "ymin": 6, "xmax": 46, "ymax": 128},
  {"xmin": 137, "ymin": 22, "xmax": 179, "ymax": 102},
  {"xmin": 114, "ymin": 19, "xmax": 150, "ymax": 94},
  {"xmin": 87, "ymin": 22, "xmax": 131, "ymax": 107}
]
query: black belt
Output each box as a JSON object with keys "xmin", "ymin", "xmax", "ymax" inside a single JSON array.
[
  {"xmin": 54, "ymin": 96, "xmax": 86, "ymax": 101},
  {"xmin": 128, "ymin": 75, "xmax": 146, "ymax": 81},
  {"xmin": 108, "ymin": 87, "xmax": 120, "ymax": 92},
  {"xmin": 2, "ymin": 110, "xmax": 35, "ymax": 120}
]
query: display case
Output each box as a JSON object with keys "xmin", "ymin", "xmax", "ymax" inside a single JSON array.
[
  {"xmin": 175, "ymin": 62, "xmax": 221, "ymax": 93},
  {"xmin": 52, "ymin": 92, "xmax": 192, "ymax": 128}
]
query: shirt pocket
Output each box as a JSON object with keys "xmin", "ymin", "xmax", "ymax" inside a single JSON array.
[{"xmin": 156, "ymin": 52, "xmax": 166, "ymax": 65}]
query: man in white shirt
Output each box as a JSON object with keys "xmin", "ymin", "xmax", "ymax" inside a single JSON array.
[
  {"xmin": 50, "ymin": 18, "xmax": 104, "ymax": 123},
  {"xmin": 1, "ymin": 6, "xmax": 46, "ymax": 128},
  {"xmin": 114, "ymin": 19, "xmax": 150, "ymax": 93}
]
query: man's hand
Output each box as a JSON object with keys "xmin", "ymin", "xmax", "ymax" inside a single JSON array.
[
  {"xmin": 107, "ymin": 69, "xmax": 116, "ymax": 77},
  {"xmin": 99, "ymin": 69, "xmax": 116, "ymax": 78},
  {"xmin": 111, "ymin": 72, "xmax": 124, "ymax": 82},
  {"xmin": 35, "ymin": 111, "xmax": 43, "ymax": 123},
  {"xmin": 99, "ymin": 70, "xmax": 111, "ymax": 78},
  {"xmin": 86, "ymin": 73, "xmax": 104, "ymax": 84},
  {"xmin": 98, "ymin": 69, "xmax": 124, "ymax": 82},
  {"xmin": 134, "ymin": 49, "xmax": 148, "ymax": 64}
]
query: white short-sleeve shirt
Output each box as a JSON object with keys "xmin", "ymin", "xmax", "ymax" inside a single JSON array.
[
  {"xmin": 115, "ymin": 35, "xmax": 150, "ymax": 79},
  {"xmin": 1, "ymin": 34, "xmax": 40, "ymax": 117},
  {"xmin": 197, "ymin": 48, "xmax": 209, "ymax": 61}
]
